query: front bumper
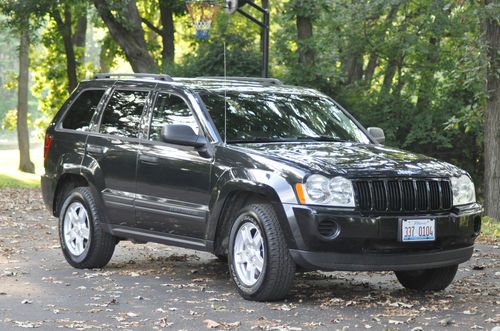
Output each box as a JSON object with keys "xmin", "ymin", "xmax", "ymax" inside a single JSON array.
[
  {"xmin": 290, "ymin": 246, "xmax": 473, "ymax": 271},
  {"xmin": 283, "ymin": 203, "xmax": 482, "ymax": 271}
]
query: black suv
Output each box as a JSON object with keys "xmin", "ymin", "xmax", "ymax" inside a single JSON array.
[{"xmin": 41, "ymin": 73, "xmax": 482, "ymax": 301}]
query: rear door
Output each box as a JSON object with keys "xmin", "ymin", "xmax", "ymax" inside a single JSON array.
[
  {"xmin": 86, "ymin": 83, "xmax": 153, "ymax": 226},
  {"xmin": 135, "ymin": 90, "xmax": 212, "ymax": 239}
]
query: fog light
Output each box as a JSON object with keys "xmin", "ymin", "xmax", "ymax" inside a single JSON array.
[{"xmin": 317, "ymin": 220, "xmax": 340, "ymax": 238}]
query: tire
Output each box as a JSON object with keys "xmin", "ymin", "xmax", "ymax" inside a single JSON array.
[
  {"xmin": 228, "ymin": 202, "xmax": 295, "ymax": 301},
  {"xmin": 394, "ymin": 264, "xmax": 458, "ymax": 291},
  {"xmin": 59, "ymin": 187, "xmax": 116, "ymax": 269}
]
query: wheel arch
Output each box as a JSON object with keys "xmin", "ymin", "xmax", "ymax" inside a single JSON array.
[
  {"xmin": 209, "ymin": 180, "xmax": 296, "ymax": 257},
  {"xmin": 52, "ymin": 171, "xmax": 103, "ymax": 218}
]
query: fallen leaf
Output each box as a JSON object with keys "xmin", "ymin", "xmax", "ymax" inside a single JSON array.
[
  {"xmin": 438, "ymin": 317, "xmax": 453, "ymax": 326},
  {"xmin": 203, "ymin": 319, "xmax": 221, "ymax": 329},
  {"xmin": 388, "ymin": 319, "xmax": 404, "ymax": 325}
]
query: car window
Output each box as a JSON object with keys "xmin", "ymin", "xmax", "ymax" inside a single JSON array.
[
  {"xmin": 62, "ymin": 89, "xmax": 105, "ymax": 131},
  {"xmin": 99, "ymin": 90, "xmax": 149, "ymax": 138},
  {"xmin": 149, "ymin": 93, "xmax": 199, "ymax": 141},
  {"xmin": 200, "ymin": 91, "xmax": 371, "ymax": 144}
]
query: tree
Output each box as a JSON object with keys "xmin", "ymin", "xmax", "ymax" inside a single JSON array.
[
  {"xmin": 292, "ymin": 0, "xmax": 315, "ymax": 65},
  {"xmin": 16, "ymin": 21, "xmax": 35, "ymax": 173},
  {"xmin": 0, "ymin": 1, "xmax": 39, "ymax": 173},
  {"xmin": 482, "ymin": 0, "xmax": 500, "ymax": 220},
  {"xmin": 140, "ymin": 0, "xmax": 185, "ymax": 72},
  {"xmin": 51, "ymin": 1, "xmax": 87, "ymax": 92},
  {"xmin": 93, "ymin": 0, "xmax": 159, "ymax": 73}
]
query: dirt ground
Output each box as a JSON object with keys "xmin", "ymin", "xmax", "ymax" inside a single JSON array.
[{"xmin": 0, "ymin": 188, "xmax": 499, "ymax": 330}]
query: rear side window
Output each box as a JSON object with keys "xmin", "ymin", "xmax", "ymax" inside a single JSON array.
[
  {"xmin": 99, "ymin": 90, "xmax": 149, "ymax": 138},
  {"xmin": 149, "ymin": 93, "xmax": 199, "ymax": 141},
  {"xmin": 62, "ymin": 89, "xmax": 105, "ymax": 131}
]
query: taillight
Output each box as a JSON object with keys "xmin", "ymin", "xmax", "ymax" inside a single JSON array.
[{"xmin": 44, "ymin": 133, "xmax": 53, "ymax": 165}]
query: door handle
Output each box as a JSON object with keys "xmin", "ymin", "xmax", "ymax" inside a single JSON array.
[
  {"xmin": 139, "ymin": 154, "xmax": 159, "ymax": 165},
  {"xmin": 87, "ymin": 144, "xmax": 106, "ymax": 155}
]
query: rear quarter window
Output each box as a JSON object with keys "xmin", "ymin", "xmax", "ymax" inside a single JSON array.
[{"xmin": 62, "ymin": 89, "xmax": 105, "ymax": 131}]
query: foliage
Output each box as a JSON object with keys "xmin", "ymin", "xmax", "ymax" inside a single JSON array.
[
  {"xmin": 1, "ymin": 109, "xmax": 32, "ymax": 131},
  {"xmin": 480, "ymin": 216, "xmax": 500, "ymax": 242},
  {"xmin": 31, "ymin": 17, "xmax": 94, "ymax": 126},
  {"xmin": 178, "ymin": 13, "xmax": 261, "ymax": 77},
  {"xmin": 274, "ymin": 0, "xmax": 487, "ymax": 189},
  {"xmin": 0, "ymin": 0, "xmax": 496, "ymax": 196}
]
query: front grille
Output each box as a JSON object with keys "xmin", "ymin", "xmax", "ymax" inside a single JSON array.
[{"xmin": 354, "ymin": 179, "xmax": 452, "ymax": 214}]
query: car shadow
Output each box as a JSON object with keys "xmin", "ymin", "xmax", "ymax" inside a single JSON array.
[{"xmin": 105, "ymin": 245, "xmax": 432, "ymax": 304}]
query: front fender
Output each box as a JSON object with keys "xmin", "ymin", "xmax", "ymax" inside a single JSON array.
[{"xmin": 206, "ymin": 168, "xmax": 299, "ymax": 249}]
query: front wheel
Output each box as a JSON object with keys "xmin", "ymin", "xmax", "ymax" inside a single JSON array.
[
  {"xmin": 228, "ymin": 202, "xmax": 295, "ymax": 301},
  {"xmin": 394, "ymin": 264, "xmax": 458, "ymax": 291},
  {"xmin": 59, "ymin": 187, "xmax": 116, "ymax": 269}
]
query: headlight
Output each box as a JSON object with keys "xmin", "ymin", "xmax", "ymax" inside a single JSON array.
[
  {"xmin": 298, "ymin": 175, "xmax": 355, "ymax": 207},
  {"xmin": 450, "ymin": 175, "xmax": 475, "ymax": 206}
]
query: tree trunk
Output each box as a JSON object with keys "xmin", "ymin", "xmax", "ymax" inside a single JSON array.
[
  {"xmin": 73, "ymin": 14, "xmax": 87, "ymax": 48},
  {"xmin": 53, "ymin": 5, "xmax": 78, "ymax": 92},
  {"xmin": 93, "ymin": 0, "xmax": 159, "ymax": 73},
  {"xmin": 415, "ymin": 37, "xmax": 439, "ymax": 114},
  {"xmin": 345, "ymin": 55, "xmax": 363, "ymax": 85},
  {"xmin": 17, "ymin": 27, "xmax": 34, "ymax": 174},
  {"xmin": 159, "ymin": 0, "xmax": 175, "ymax": 71},
  {"xmin": 483, "ymin": 0, "xmax": 500, "ymax": 220},
  {"xmin": 73, "ymin": 11, "xmax": 87, "ymax": 63},
  {"xmin": 363, "ymin": 53, "xmax": 378, "ymax": 83},
  {"xmin": 363, "ymin": 4, "xmax": 399, "ymax": 83},
  {"xmin": 379, "ymin": 57, "xmax": 398, "ymax": 97},
  {"xmin": 296, "ymin": 15, "xmax": 314, "ymax": 64}
]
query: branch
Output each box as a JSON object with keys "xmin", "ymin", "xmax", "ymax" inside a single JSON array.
[{"xmin": 141, "ymin": 17, "xmax": 164, "ymax": 36}]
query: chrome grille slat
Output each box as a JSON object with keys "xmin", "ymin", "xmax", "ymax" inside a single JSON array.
[{"xmin": 355, "ymin": 178, "xmax": 453, "ymax": 214}]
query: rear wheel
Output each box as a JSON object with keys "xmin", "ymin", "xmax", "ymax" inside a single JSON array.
[
  {"xmin": 394, "ymin": 264, "xmax": 458, "ymax": 291},
  {"xmin": 228, "ymin": 202, "xmax": 295, "ymax": 301},
  {"xmin": 59, "ymin": 187, "xmax": 116, "ymax": 269}
]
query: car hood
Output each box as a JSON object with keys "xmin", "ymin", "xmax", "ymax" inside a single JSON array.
[{"xmin": 234, "ymin": 142, "xmax": 463, "ymax": 178}]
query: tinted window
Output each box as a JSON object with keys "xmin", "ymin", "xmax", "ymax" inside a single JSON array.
[
  {"xmin": 200, "ymin": 92, "xmax": 370, "ymax": 144},
  {"xmin": 100, "ymin": 90, "xmax": 149, "ymax": 138},
  {"xmin": 149, "ymin": 93, "xmax": 199, "ymax": 141},
  {"xmin": 62, "ymin": 89, "xmax": 105, "ymax": 131}
]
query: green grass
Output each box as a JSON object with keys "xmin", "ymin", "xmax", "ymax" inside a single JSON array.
[
  {"xmin": 0, "ymin": 144, "xmax": 43, "ymax": 188},
  {"xmin": 481, "ymin": 216, "xmax": 500, "ymax": 242}
]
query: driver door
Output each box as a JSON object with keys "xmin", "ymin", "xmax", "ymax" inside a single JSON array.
[{"xmin": 135, "ymin": 91, "xmax": 212, "ymax": 239}]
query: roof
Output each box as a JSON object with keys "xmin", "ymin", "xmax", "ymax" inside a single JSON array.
[{"xmin": 86, "ymin": 73, "xmax": 322, "ymax": 97}]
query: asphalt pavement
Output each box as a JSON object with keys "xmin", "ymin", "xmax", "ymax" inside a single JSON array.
[{"xmin": 0, "ymin": 189, "xmax": 499, "ymax": 330}]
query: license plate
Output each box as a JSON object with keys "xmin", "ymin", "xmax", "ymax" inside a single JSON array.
[{"xmin": 400, "ymin": 218, "xmax": 435, "ymax": 242}]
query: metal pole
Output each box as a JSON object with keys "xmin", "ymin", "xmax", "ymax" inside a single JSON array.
[
  {"xmin": 262, "ymin": 9, "xmax": 269, "ymax": 78},
  {"xmin": 237, "ymin": 1, "xmax": 270, "ymax": 78}
]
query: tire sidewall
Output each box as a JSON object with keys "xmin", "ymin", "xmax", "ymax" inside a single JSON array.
[
  {"xmin": 228, "ymin": 208, "xmax": 268, "ymax": 296},
  {"xmin": 59, "ymin": 190, "xmax": 94, "ymax": 265}
]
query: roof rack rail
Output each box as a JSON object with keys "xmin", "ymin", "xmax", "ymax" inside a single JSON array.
[
  {"xmin": 93, "ymin": 73, "xmax": 173, "ymax": 82},
  {"xmin": 197, "ymin": 76, "xmax": 283, "ymax": 85}
]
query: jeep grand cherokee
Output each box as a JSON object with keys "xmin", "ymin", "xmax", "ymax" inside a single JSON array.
[{"xmin": 41, "ymin": 73, "xmax": 482, "ymax": 301}]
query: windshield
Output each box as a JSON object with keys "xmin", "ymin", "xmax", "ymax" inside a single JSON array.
[{"xmin": 199, "ymin": 91, "xmax": 370, "ymax": 144}]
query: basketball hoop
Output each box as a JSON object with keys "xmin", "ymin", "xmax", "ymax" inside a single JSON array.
[{"xmin": 185, "ymin": 0, "xmax": 223, "ymax": 40}]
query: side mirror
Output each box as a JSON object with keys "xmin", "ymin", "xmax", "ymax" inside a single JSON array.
[
  {"xmin": 161, "ymin": 124, "xmax": 207, "ymax": 148},
  {"xmin": 367, "ymin": 127, "xmax": 385, "ymax": 145}
]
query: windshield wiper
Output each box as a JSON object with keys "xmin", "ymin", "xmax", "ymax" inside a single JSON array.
[
  {"xmin": 226, "ymin": 137, "xmax": 297, "ymax": 144},
  {"xmin": 295, "ymin": 136, "xmax": 347, "ymax": 142},
  {"xmin": 226, "ymin": 136, "xmax": 348, "ymax": 144}
]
